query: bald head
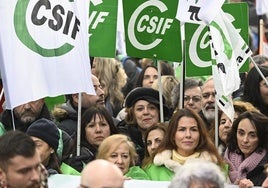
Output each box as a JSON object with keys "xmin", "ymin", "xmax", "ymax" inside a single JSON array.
[{"xmin": 80, "ymin": 159, "xmax": 124, "ymax": 188}]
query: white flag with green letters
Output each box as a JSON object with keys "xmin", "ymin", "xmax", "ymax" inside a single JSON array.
[
  {"xmin": 209, "ymin": 10, "xmax": 252, "ymax": 121},
  {"xmin": 0, "ymin": 0, "xmax": 94, "ymax": 109}
]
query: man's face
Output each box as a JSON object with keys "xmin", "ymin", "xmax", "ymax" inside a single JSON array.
[
  {"xmin": 201, "ymin": 79, "xmax": 216, "ymax": 123},
  {"xmin": 77, "ymin": 76, "xmax": 105, "ymax": 108},
  {"xmin": 13, "ymin": 99, "xmax": 44, "ymax": 125},
  {"xmin": 0, "ymin": 152, "xmax": 42, "ymax": 188}
]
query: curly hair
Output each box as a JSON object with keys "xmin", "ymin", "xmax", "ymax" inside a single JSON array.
[
  {"xmin": 93, "ymin": 57, "xmax": 127, "ymax": 116},
  {"xmin": 152, "ymin": 75, "xmax": 179, "ymax": 107}
]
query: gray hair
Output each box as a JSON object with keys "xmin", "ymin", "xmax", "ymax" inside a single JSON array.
[{"xmin": 168, "ymin": 159, "xmax": 225, "ymax": 188}]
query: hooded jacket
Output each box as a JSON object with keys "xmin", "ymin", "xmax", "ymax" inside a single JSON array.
[{"xmin": 145, "ymin": 150, "xmax": 218, "ymax": 181}]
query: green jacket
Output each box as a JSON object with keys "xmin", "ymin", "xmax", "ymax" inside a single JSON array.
[
  {"xmin": 144, "ymin": 164, "xmax": 174, "ymax": 181},
  {"xmin": 125, "ymin": 166, "xmax": 150, "ymax": 180},
  {"xmin": 60, "ymin": 162, "xmax": 80, "ymax": 175}
]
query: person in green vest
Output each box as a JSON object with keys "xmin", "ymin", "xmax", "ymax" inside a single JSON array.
[
  {"xmin": 144, "ymin": 108, "xmax": 226, "ymax": 181},
  {"xmin": 97, "ymin": 134, "xmax": 149, "ymax": 180},
  {"xmin": 26, "ymin": 118, "xmax": 80, "ymax": 176},
  {"xmin": 142, "ymin": 123, "xmax": 167, "ymax": 169}
]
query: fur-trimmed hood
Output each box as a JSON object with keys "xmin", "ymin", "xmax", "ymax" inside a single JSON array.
[
  {"xmin": 52, "ymin": 101, "xmax": 77, "ymax": 122},
  {"xmin": 153, "ymin": 150, "xmax": 218, "ymax": 172},
  {"xmin": 153, "ymin": 150, "xmax": 181, "ymax": 172}
]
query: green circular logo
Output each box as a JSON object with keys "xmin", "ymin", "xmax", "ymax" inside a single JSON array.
[{"xmin": 14, "ymin": 0, "xmax": 80, "ymax": 57}]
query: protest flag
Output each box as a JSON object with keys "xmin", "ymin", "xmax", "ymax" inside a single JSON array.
[
  {"xmin": 0, "ymin": 1, "xmax": 95, "ymax": 109},
  {"xmin": 209, "ymin": 10, "xmax": 252, "ymax": 121},
  {"xmin": 256, "ymin": 0, "xmax": 268, "ymax": 16},
  {"xmin": 263, "ymin": 40, "xmax": 268, "ymax": 57},
  {"xmin": 176, "ymin": 0, "xmax": 225, "ymax": 25}
]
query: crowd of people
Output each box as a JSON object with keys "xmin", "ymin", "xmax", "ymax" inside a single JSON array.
[
  {"xmin": 0, "ymin": 54, "xmax": 268, "ymax": 188},
  {"xmin": 1, "ymin": 0, "xmax": 268, "ymax": 187}
]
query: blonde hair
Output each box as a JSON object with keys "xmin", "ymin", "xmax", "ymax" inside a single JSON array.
[
  {"xmin": 96, "ymin": 134, "xmax": 138, "ymax": 167},
  {"xmin": 152, "ymin": 75, "xmax": 179, "ymax": 106},
  {"xmin": 93, "ymin": 57, "xmax": 127, "ymax": 110}
]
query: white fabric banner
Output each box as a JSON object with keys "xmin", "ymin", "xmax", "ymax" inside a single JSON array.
[
  {"xmin": 256, "ymin": 0, "xmax": 268, "ymax": 15},
  {"xmin": 263, "ymin": 42, "xmax": 268, "ymax": 57},
  {"xmin": 0, "ymin": 0, "xmax": 94, "ymax": 109},
  {"xmin": 47, "ymin": 174, "xmax": 262, "ymax": 188},
  {"xmin": 209, "ymin": 10, "xmax": 252, "ymax": 121},
  {"xmin": 176, "ymin": 0, "xmax": 225, "ymax": 25}
]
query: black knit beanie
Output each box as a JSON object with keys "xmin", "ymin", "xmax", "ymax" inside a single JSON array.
[{"xmin": 26, "ymin": 118, "xmax": 60, "ymax": 151}]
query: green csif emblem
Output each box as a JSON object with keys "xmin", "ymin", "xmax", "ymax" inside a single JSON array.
[{"xmin": 14, "ymin": 0, "xmax": 81, "ymax": 57}]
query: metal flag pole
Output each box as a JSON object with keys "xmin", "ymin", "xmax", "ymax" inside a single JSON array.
[
  {"xmin": 76, "ymin": 92, "xmax": 82, "ymax": 156},
  {"xmin": 154, "ymin": 56, "xmax": 164, "ymax": 122}
]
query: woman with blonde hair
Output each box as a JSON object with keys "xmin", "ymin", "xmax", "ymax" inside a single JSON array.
[
  {"xmin": 92, "ymin": 57, "xmax": 127, "ymax": 117},
  {"xmin": 97, "ymin": 134, "xmax": 149, "ymax": 180}
]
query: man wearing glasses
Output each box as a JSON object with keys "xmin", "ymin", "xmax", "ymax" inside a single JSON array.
[{"xmin": 183, "ymin": 78, "xmax": 203, "ymax": 114}]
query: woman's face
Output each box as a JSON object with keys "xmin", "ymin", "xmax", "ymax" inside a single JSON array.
[
  {"xmin": 175, "ymin": 117, "xmax": 200, "ymax": 156},
  {"xmin": 259, "ymin": 77, "xmax": 268, "ymax": 106},
  {"xmin": 106, "ymin": 142, "xmax": 131, "ymax": 175},
  {"xmin": 85, "ymin": 114, "xmax": 111, "ymax": 147},
  {"xmin": 31, "ymin": 136, "xmax": 53, "ymax": 166},
  {"xmin": 147, "ymin": 129, "xmax": 165, "ymax": 157},
  {"xmin": 237, "ymin": 118, "xmax": 259, "ymax": 158},
  {"xmin": 134, "ymin": 100, "xmax": 159, "ymax": 130},
  {"xmin": 142, "ymin": 67, "xmax": 158, "ymax": 88},
  {"xmin": 219, "ymin": 113, "xmax": 232, "ymax": 144},
  {"xmin": 91, "ymin": 59, "xmax": 97, "ymax": 76}
]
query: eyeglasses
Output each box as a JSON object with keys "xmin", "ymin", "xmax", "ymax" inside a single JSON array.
[
  {"xmin": 184, "ymin": 96, "xmax": 201, "ymax": 102},
  {"xmin": 202, "ymin": 92, "xmax": 216, "ymax": 99}
]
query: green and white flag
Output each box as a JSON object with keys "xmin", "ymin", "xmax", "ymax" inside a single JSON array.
[
  {"xmin": 123, "ymin": 0, "xmax": 182, "ymax": 62},
  {"xmin": 185, "ymin": 3, "xmax": 249, "ymax": 77},
  {"xmin": 89, "ymin": 0, "xmax": 118, "ymax": 57},
  {"xmin": 209, "ymin": 10, "xmax": 252, "ymax": 121},
  {"xmin": 176, "ymin": 0, "xmax": 224, "ymax": 25},
  {"xmin": 0, "ymin": 0, "xmax": 94, "ymax": 109}
]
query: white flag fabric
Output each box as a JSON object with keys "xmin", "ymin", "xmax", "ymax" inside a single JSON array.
[
  {"xmin": 0, "ymin": 0, "xmax": 95, "ymax": 109},
  {"xmin": 256, "ymin": 0, "xmax": 268, "ymax": 15},
  {"xmin": 176, "ymin": 0, "xmax": 225, "ymax": 25},
  {"xmin": 264, "ymin": 41, "xmax": 268, "ymax": 57},
  {"xmin": 209, "ymin": 10, "xmax": 252, "ymax": 121}
]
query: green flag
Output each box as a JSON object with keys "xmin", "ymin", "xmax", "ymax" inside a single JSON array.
[{"xmin": 123, "ymin": 0, "xmax": 182, "ymax": 62}]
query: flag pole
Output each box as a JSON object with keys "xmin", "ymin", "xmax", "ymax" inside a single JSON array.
[
  {"xmin": 179, "ymin": 23, "xmax": 185, "ymax": 110},
  {"xmin": 76, "ymin": 93, "xmax": 82, "ymax": 156},
  {"xmin": 259, "ymin": 19, "xmax": 264, "ymax": 55},
  {"xmin": 0, "ymin": 88, "xmax": 4, "ymax": 102},
  {"xmin": 214, "ymin": 99, "xmax": 219, "ymax": 148},
  {"xmin": 207, "ymin": 27, "xmax": 219, "ymax": 148},
  {"xmin": 154, "ymin": 55, "xmax": 164, "ymax": 122}
]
